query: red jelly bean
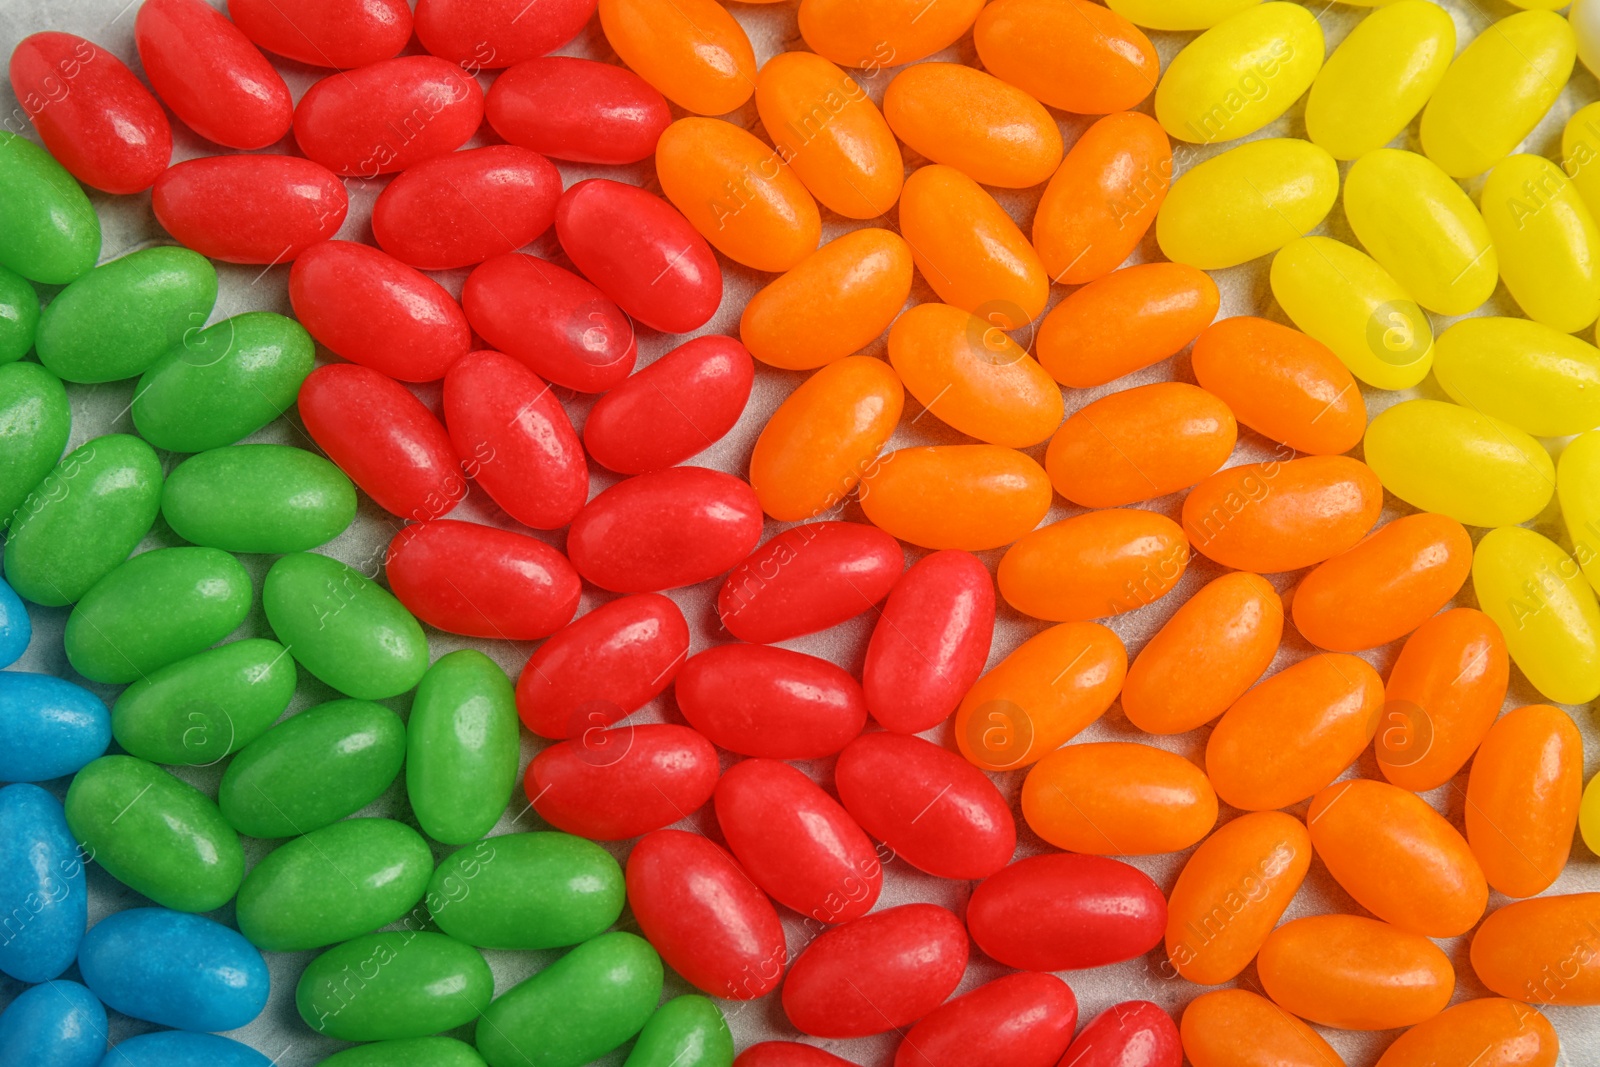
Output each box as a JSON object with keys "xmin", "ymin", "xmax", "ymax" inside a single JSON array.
[
  {"xmin": 515, "ymin": 593, "xmax": 690, "ymax": 739},
  {"xmin": 290, "ymin": 241, "xmax": 471, "ymax": 382},
  {"xmin": 567, "ymin": 467, "xmax": 762, "ymax": 592},
  {"xmin": 556, "ymin": 179, "xmax": 723, "ymax": 334},
  {"xmin": 442, "ymin": 350, "xmax": 588, "ymax": 530},
  {"xmin": 463, "ymin": 253, "xmax": 638, "ymax": 393},
  {"xmin": 583, "ymin": 336, "xmax": 754, "ymax": 474},
  {"xmin": 863, "ymin": 550, "xmax": 995, "ymax": 734},
  {"xmin": 783, "ymin": 904, "xmax": 969, "ymax": 1038},
  {"xmin": 895, "ymin": 973, "xmax": 1078, "ymax": 1067},
  {"xmin": 526, "ymin": 723, "xmax": 719, "ymax": 840},
  {"xmin": 152, "ymin": 155, "xmax": 347, "ymax": 264},
  {"xmin": 1062, "ymin": 1001, "xmax": 1182, "ymax": 1067},
  {"xmin": 835, "ymin": 732, "xmax": 1016, "ymax": 880},
  {"xmin": 675, "ymin": 644, "xmax": 869, "ymax": 759},
  {"xmin": 967, "ymin": 853, "xmax": 1167, "ymax": 971},
  {"xmin": 486, "ymin": 56, "xmax": 671, "ymax": 165},
  {"xmin": 227, "ymin": 0, "xmax": 412, "ymax": 69},
  {"xmin": 298, "ymin": 364, "xmax": 465, "ymax": 521},
  {"xmin": 416, "ymin": 0, "xmax": 596, "ymax": 67},
  {"xmin": 717, "ymin": 522, "xmax": 904, "ymax": 644},
  {"xmin": 625, "ymin": 828, "xmax": 788, "ymax": 1001},
  {"xmin": 736, "ymin": 1045, "xmax": 857, "ymax": 1067},
  {"xmin": 384, "ymin": 519, "xmax": 580, "ymax": 640},
  {"xmin": 134, "ymin": 0, "xmax": 292, "ymax": 150},
  {"xmin": 716, "ymin": 759, "xmax": 883, "ymax": 923},
  {"xmin": 9, "ymin": 32, "xmax": 172, "ymax": 194},
  {"xmin": 292, "ymin": 56, "xmax": 484, "ymax": 177}
]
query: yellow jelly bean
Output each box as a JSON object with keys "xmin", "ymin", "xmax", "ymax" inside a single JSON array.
[
  {"xmin": 1154, "ymin": 3, "xmax": 1324, "ymax": 145},
  {"xmin": 1342, "ymin": 149, "xmax": 1497, "ymax": 317},
  {"xmin": 1105, "ymin": 0, "xmax": 1259, "ymax": 31},
  {"xmin": 1481, "ymin": 154, "xmax": 1600, "ymax": 335},
  {"xmin": 1269, "ymin": 236, "xmax": 1433, "ymax": 390},
  {"xmin": 1473, "ymin": 525, "xmax": 1600, "ymax": 706},
  {"xmin": 1420, "ymin": 10, "xmax": 1576, "ymax": 179},
  {"xmin": 1156, "ymin": 138, "xmax": 1337, "ymax": 270},
  {"xmin": 1364, "ymin": 399, "xmax": 1555, "ymax": 528},
  {"xmin": 859, "ymin": 444, "xmax": 1051, "ymax": 551},
  {"xmin": 1436, "ymin": 318, "xmax": 1600, "ymax": 438},
  {"xmin": 1561, "ymin": 102, "xmax": 1600, "ymax": 221},
  {"xmin": 1303, "ymin": 1, "xmax": 1454, "ymax": 161},
  {"xmin": 1558, "ymin": 431, "xmax": 1600, "ymax": 593},
  {"xmin": 1582, "ymin": 772, "xmax": 1600, "ymax": 855}
]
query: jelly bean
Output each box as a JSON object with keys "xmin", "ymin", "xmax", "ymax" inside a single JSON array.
[
  {"xmin": 1375, "ymin": 998, "xmax": 1558, "ymax": 1067},
  {"xmin": 372, "ymin": 146, "xmax": 560, "ymax": 271},
  {"xmin": 1257, "ymin": 915, "xmax": 1453, "ymax": 1030},
  {"xmin": 1179, "ymin": 989, "xmax": 1344, "ymax": 1067},
  {"xmin": 65, "ymin": 756, "xmax": 241, "ymax": 912},
  {"xmin": 676, "ymin": 644, "xmax": 868, "ymax": 758},
  {"xmin": 1562, "ymin": 431, "xmax": 1600, "ymax": 592},
  {"xmin": 0, "ymin": 575, "xmax": 28, "ymax": 668},
  {"xmin": 1438, "ymin": 319, "xmax": 1600, "ymax": 438},
  {"xmin": 1474, "ymin": 893, "xmax": 1600, "ymax": 1003},
  {"xmin": 968, "ymin": 853, "xmax": 1165, "ymax": 970},
  {"xmin": 1105, "ymin": 0, "xmax": 1259, "ymax": 30},
  {"xmin": 414, "ymin": 0, "xmax": 593, "ymax": 67},
  {"xmin": 556, "ymin": 179, "xmax": 722, "ymax": 334},
  {"xmin": 298, "ymin": 364, "xmax": 465, "ymax": 521},
  {"xmin": 527, "ymin": 724, "xmax": 718, "ymax": 841},
  {"xmin": 626, "ymin": 829, "xmax": 787, "ymax": 1000},
  {"xmin": 1565, "ymin": 102, "xmax": 1600, "ymax": 222},
  {"xmin": 0, "ymin": 674, "xmax": 109, "ymax": 782},
  {"xmin": 318, "ymin": 1038, "xmax": 488, "ymax": 1067},
  {"xmin": 298, "ymin": 931, "xmax": 493, "ymax": 1041},
  {"xmin": 227, "ymin": 0, "xmax": 411, "ymax": 68},
  {"xmin": 1270, "ymin": 236, "xmax": 1433, "ymax": 390},
  {"xmin": 0, "ymin": 132, "xmax": 99, "ymax": 285},
  {"xmin": 1474, "ymin": 526, "xmax": 1600, "ymax": 706},
  {"xmin": 218, "ymin": 699, "xmax": 405, "ymax": 838},
  {"xmin": 132, "ymin": 312, "xmax": 315, "ymax": 453},
  {"xmin": 799, "ymin": 0, "xmax": 981, "ymax": 67},
  {"xmin": 741, "ymin": 230, "xmax": 912, "ymax": 372},
  {"xmin": 112, "ymin": 639, "xmax": 296, "ymax": 766},
  {"xmin": 1061, "ymin": 1002, "xmax": 1181, "ymax": 1067},
  {"xmin": 0, "ymin": 265, "xmax": 38, "ymax": 366},
  {"xmin": 735, "ymin": 1046, "xmax": 856, "ymax": 1067},
  {"xmin": 1046, "ymin": 383, "xmax": 1235, "ymax": 507},
  {"xmin": 598, "ymin": 0, "xmax": 754, "ymax": 115},
  {"xmin": 387, "ymin": 521, "xmax": 579, "ymax": 642},
  {"xmin": 161, "ymin": 445, "xmax": 354, "ymax": 555},
  {"xmin": 294, "ymin": 56, "xmax": 483, "ymax": 177},
  {"xmin": 626, "ymin": 997, "xmax": 734, "ymax": 1067},
  {"xmin": 429, "ymin": 835, "xmax": 624, "ymax": 950},
  {"xmin": 755, "ymin": 52, "xmax": 903, "ymax": 219},
  {"xmin": 155, "ymin": 155, "xmax": 346, "ymax": 264},
  {"xmin": 9, "ymin": 33, "xmax": 171, "ymax": 194},
  {"xmin": 975, "ymin": 0, "xmax": 1155, "ymax": 116},
  {"xmin": 998, "ymin": 509, "xmax": 1189, "ymax": 622},
  {"xmin": 1420, "ymin": 10, "xmax": 1575, "ymax": 179},
  {"xmin": 718, "ymin": 522, "xmax": 901, "ymax": 643},
  {"xmin": 4, "ymin": 434, "xmax": 162, "ymax": 607},
  {"xmin": 263, "ymin": 552, "xmax": 430, "ymax": 700},
  {"xmin": 0, "ymin": 786, "xmax": 85, "ymax": 982},
  {"xmin": 1023, "ymin": 742, "xmax": 1217, "ymax": 855},
  {"xmin": 406, "ymin": 650, "xmax": 519, "ymax": 845},
  {"xmin": 954, "ymin": 622, "xmax": 1126, "ymax": 771},
  {"xmin": 0, "ymin": 980, "xmax": 105, "ymax": 1067},
  {"xmin": 1291, "ymin": 513, "xmax": 1473, "ymax": 652},
  {"xmin": 1467, "ymin": 704, "xmax": 1583, "ymax": 899},
  {"xmin": 1581, "ymin": 0, "xmax": 1600, "ymax": 74},
  {"xmin": 1586, "ymin": 773, "xmax": 1600, "ymax": 854},
  {"xmin": 36, "ymin": 247, "xmax": 216, "ymax": 385},
  {"xmin": 585, "ymin": 336, "xmax": 753, "ymax": 475},
  {"xmin": 1364, "ymin": 400, "xmax": 1553, "ymax": 528},
  {"xmin": 1183, "ymin": 455, "xmax": 1382, "ymax": 573},
  {"xmin": 486, "ymin": 57, "xmax": 670, "ymax": 165},
  {"xmin": 1037, "ymin": 263, "xmax": 1218, "ymax": 388},
  {"xmin": 1205, "ymin": 653, "xmax": 1383, "ymax": 811},
  {"xmin": 79, "ymin": 908, "xmax": 266, "ymax": 1032},
  {"xmin": 1304, "ymin": 1, "xmax": 1455, "ymax": 161},
  {"xmin": 884, "ymin": 64, "xmax": 1061, "ymax": 190},
  {"xmin": 1483, "ymin": 154, "xmax": 1600, "ymax": 334},
  {"xmin": 895, "ymin": 973, "xmax": 1076, "ymax": 1067},
  {"xmin": 134, "ymin": 0, "xmax": 291, "ymax": 149},
  {"xmin": 860, "ymin": 445, "xmax": 1052, "ymax": 552},
  {"xmin": 515, "ymin": 594, "xmax": 689, "ymax": 739},
  {"xmin": 99, "ymin": 1032, "xmax": 269, "ymax": 1067},
  {"xmin": 442, "ymin": 349, "xmax": 587, "ymax": 529}
]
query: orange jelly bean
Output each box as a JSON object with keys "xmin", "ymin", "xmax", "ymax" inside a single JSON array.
[
  {"xmin": 1180, "ymin": 989, "xmax": 1345, "ymax": 1067},
  {"xmin": 1123, "ymin": 571, "xmax": 1283, "ymax": 735},
  {"xmin": 1291, "ymin": 512, "xmax": 1473, "ymax": 652},
  {"xmin": 749, "ymin": 355, "xmax": 903, "ymax": 522},
  {"xmin": 1472, "ymin": 893, "xmax": 1600, "ymax": 1005},
  {"xmin": 1182, "ymin": 455, "xmax": 1383, "ymax": 574},
  {"xmin": 1022, "ymin": 741, "xmax": 1217, "ymax": 855},
  {"xmin": 1258, "ymin": 915, "xmax": 1454, "ymax": 1031},
  {"xmin": 1466, "ymin": 704, "xmax": 1583, "ymax": 899},
  {"xmin": 1033, "ymin": 112, "xmax": 1171, "ymax": 285},
  {"xmin": 1307, "ymin": 778, "xmax": 1488, "ymax": 939},
  {"xmin": 1378, "ymin": 607, "xmax": 1509, "ymax": 792},
  {"xmin": 1206, "ymin": 653, "xmax": 1383, "ymax": 811},
  {"xmin": 597, "ymin": 0, "xmax": 755, "ymax": 116},
  {"xmin": 974, "ymin": 0, "xmax": 1158, "ymax": 114},
  {"xmin": 997, "ymin": 509, "xmax": 1189, "ymax": 622},
  {"xmin": 1045, "ymin": 382, "xmax": 1237, "ymax": 507},
  {"xmin": 954, "ymin": 621, "xmax": 1127, "ymax": 771},
  {"xmin": 883, "ymin": 64, "xmax": 1063, "ymax": 189},
  {"xmin": 798, "ymin": 0, "xmax": 984, "ymax": 68},
  {"xmin": 886, "ymin": 303, "xmax": 1062, "ymax": 448},
  {"xmin": 898, "ymin": 165, "xmax": 1048, "ymax": 328},
  {"xmin": 1190, "ymin": 316, "xmax": 1365, "ymax": 456},
  {"xmin": 1374, "ymin": 998, "xmax": 1559, "ymax": 1067},
  {"xmin": 1036, "ymin": 263, "xmax": 1218, "ymax": 388},
  {"xmin": 860, "ymin": 445, "xmax": 1051, "ymax": 552},
  {"xmin": 740, "ymin": 228, "xmax": 912, "ymax": 370}
]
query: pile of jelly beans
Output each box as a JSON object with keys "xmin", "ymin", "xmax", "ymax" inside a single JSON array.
[{"xmin": 8, "ymin": 0, "xmax": 1600, "ymax": 1063}]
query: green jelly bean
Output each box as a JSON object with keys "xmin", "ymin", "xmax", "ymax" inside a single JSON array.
[
  {"xmin": 0, "ymin": 131, "xmax": 100, "ymax": 284},
  {"xmin": 318, "ymin": 1037, "xmax": 486, "ymax": 1067},
  {"xmin": 264, "ymin": 552, "xmax": 429, "ymax": 700},
  {"xmin": 64, "ymin": 546, "xmax": 253, "ymax": 684},
  {"xmin": 408, "ymin": 650, "xmax": 519, "ymax": 846},
  {"xmin": 625, "ymin": 997, "xmax": 734, "ymax": 1067},
  {"xmin": 476, "ymin": 932, "xmax": 663, "ymax": 1067},
  {"xmin": 235, "ymin": 817, "xmax": 434, "ymax": 951},
  {"xmin": 429, "ymin": 834, "xmax": 624, "ymax": 951},
  {"xmin": 36, "ymin": 246, "xmax": 217, "ymax": 384},
  {"xmin": 112, "ymin": 638, "xmax": 297, "ymax": 765},
  {"xmin": 163, "ymin": 444, "xmax": 356, "ymax": 554},
  {"xmin": 0, "ymin": 265, "xmax": 40, "ymax": 365},
  {"xmin": 297, "ymin": 930, "xmax": 494, "ymax": 1041},
  {"xmin": 64, "ymin": 754, "xmax": 243, "ymax": 912},
  {"xmin": 132, "ymin": 312, "xmax": 314, "ymax": 453},
  {"xmin": 219, "ymin": 699, "xmax": 405, "ymax": 838},
  {"xmin": 3, "ymin": 434, "xmax": 162, "ymax": 606},
  {"xmin": 0, "ymin": 361, "xmax": 70, "ymax": 527}
]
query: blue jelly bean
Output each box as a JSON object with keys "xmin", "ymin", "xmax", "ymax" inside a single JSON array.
[
  {"xmin": 77, "ymin": 908, "xmax": 269, "ymax": 1033},
  {"xmin": 0, "ymin": 784, "xmax": 87, "ymax": 982},
  {"xmin": 0, "ymin": 672, "xmax": 110, "ymax": 781},
  {"xmin": 0, "ymin": 575, "xmax": 27, "ymax": 667},
  {"xmin": 98, "ymin": 1031, "xmax": 273, "ymax": 1067},
  {"xmin": 0, "ymin": 980, "xmax": 107, "ymax": 1067}
]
